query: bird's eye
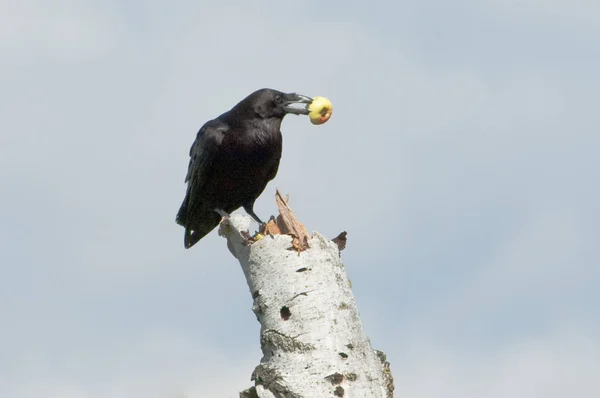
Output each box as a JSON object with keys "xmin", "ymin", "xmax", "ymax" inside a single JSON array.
[{"xmin": 274, "ymin": 95, "xmax": 282, "ymax": 103}]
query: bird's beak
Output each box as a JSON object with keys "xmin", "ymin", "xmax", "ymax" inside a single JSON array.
[{"xmin": 282, "ymin": 93, "xmax": 313, "ymax": 115}]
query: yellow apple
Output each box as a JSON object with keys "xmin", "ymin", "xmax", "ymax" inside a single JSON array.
[{"xmin": 307, "ymin": 96, "xmax": 333, "ymax": 125}]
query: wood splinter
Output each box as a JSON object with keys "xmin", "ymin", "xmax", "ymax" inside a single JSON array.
[{"xmin": 260, "ymin": 189, "xmax": 311, "ymax": 252}]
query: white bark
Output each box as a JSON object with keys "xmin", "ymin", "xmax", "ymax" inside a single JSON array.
[{"xmin": 219, "ymin": 213, "xmax": 394, "ymax": 398}]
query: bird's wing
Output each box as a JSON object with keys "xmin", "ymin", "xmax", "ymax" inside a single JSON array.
[
  {"xmin": 176, "ymin": 119, "xmax": 228, "ymax": 228},
  {"xmin": 265, "ymin": 152, "xmax": 282, "ymax": 182},
  {"xmin": 184, "ymin": 119, "xmax": 228, "ymax": 184}
]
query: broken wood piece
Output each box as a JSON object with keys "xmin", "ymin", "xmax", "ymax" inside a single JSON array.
[
  {"xmin": 332, "ymin": 231, "xmax": 348, "ymax": 252},
  {"xmin": 269, "ymin": 189, "xmax": 310, "ymax": 252}
]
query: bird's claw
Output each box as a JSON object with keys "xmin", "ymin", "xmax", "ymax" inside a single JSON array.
[{"xmin": 240, "ymin": 230, "xmax": 266, "ymax": 246}]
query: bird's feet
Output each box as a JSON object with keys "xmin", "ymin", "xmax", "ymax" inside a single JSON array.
[
  {"xmin": 240, "ymin": 219, "xmax": 275, "ymax": 246},
  {"xmin": 239, "ymin": 215, "xmax": 278, "ymax": 246},
  {"xmin": 240, "ymin": 230, "xmax": 265, "ymax": 246}
]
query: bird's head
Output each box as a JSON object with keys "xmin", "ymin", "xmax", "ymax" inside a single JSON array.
[{"xmin": 243, "ymin": 88, "xmax": 313, "ymax": 119}]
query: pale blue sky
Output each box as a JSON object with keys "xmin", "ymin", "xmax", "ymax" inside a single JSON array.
[{"xmin": 1, "ymin": 1, "xmax": 599, "ymax": 396}]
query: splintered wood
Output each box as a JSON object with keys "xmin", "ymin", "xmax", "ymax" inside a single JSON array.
[
  {"xmin": 262, "ymin": 190, "xmax": 310, "ymax": 252},
  {"xmin": 331, "ymin": 231, "xmax": 347, "ymax": 252}
]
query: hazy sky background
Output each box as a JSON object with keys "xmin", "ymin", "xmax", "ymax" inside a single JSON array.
[{"xmin": 1, "ymin": 0, "xmax": 599, "ymax": 397}]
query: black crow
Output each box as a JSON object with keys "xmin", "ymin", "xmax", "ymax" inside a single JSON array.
[{"xmin": 176, "ymin": 88, "xmax": 313, "ymax": 249}]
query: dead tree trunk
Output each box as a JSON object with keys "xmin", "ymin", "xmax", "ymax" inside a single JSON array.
[{"xmin": 218, "ymin": 191, "xmax": 394, "ymax": 398}]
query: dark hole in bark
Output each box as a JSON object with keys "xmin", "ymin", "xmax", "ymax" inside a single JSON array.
[
  {"xmin": 280, "ymin": 306, "xmax": 291, "ymax": 320},
  {"xmin": 325, "ymin": 372, "xmax": 344, "ymax": 385}
]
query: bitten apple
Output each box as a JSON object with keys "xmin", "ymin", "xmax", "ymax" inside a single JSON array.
[{"xmin": 307, "ymin": 96, "xmax": 332, "ymax": 125}]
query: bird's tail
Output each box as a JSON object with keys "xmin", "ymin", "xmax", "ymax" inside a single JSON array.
[
  {"xmin": 184, "ymin": 228, "xmax": 207, "ymax": 249},
  {"xmin": 175, "ymin": 199, "xmax": 188, "ymax": 227},
  {"xmin": 183, "ymin": 212, "xmax": 221, "ymax": 249},
  {"xmin": 177, "ymin": 197, "xmax": 221, "ymax": 248}
]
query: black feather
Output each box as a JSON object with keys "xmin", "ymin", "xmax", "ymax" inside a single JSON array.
[{"xmin": 176, "ymin": 88, "xmax": 304, "ymax": 249}]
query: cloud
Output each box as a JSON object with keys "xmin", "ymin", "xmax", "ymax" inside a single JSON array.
[
  {"xmin": 393, "ymin": 329, "xmax": 600, "ymax": 398},
  {"xmin": 482, "ymin": 0, "xmax": 600, "ymax": 33},
  {"xmin": 0, "ymin": 0, "xmax": 125, "ymax": 60},
  {"xmin": 413, "ymin": 205, "xmax": 600, "ymax": 338},
  {"xmin": 1, "ymin": 1, "xmax": 598, "ymax": 397},
  {"xmin": 1, "ymin": 328, "xmax": 258, "ymax": 398},
  {"xmin": 3, "ymin": 327, "xmax": 597, "ymax": 397}
]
